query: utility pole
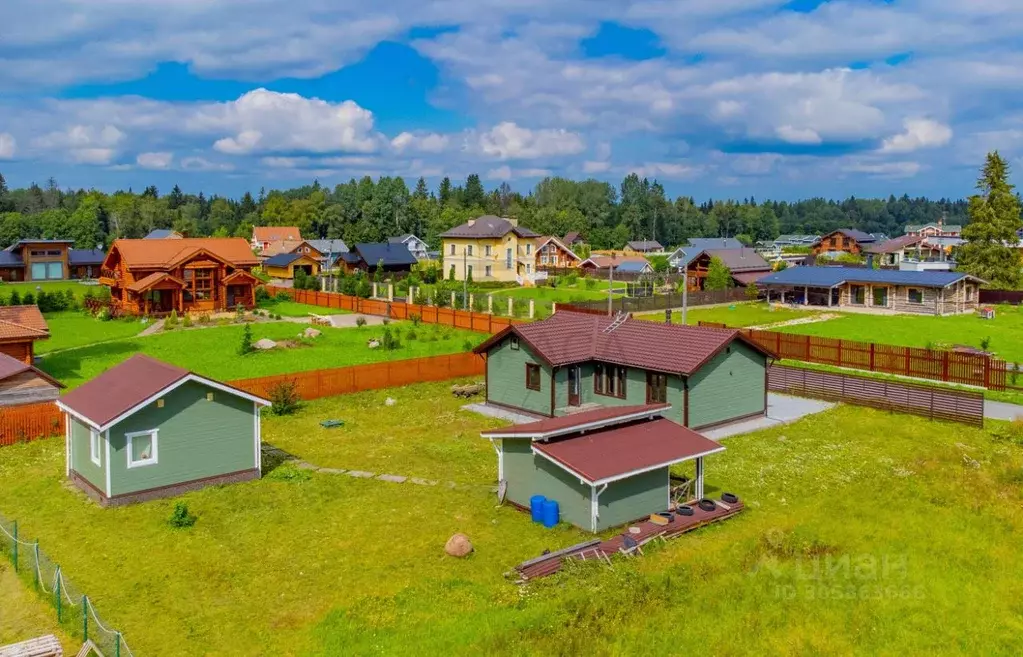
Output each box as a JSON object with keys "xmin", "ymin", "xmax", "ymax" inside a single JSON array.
[
  {"xmin": 607, "ymin": 253, "xmax": 615, "ymax": 316},
  {"xmin": 682, "ymin": 260, "xmax": 688, "ymax": 325}
]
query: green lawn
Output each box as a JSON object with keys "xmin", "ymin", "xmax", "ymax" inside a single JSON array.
[
  {"xmin": 36, "ymin": 312, "xmax": 146, "ymax": 354},
  {"xmin": 1, "ymin": 404, "xmax": 1022, "ymax": 655},
  {"xmin": 38, "ymin": 321, "xmax": 485, "ymax": 389},
  {"xmin": 0, "ymin": 561, "xmax": 74, "ymax": 651},
  {"xmin": 0, "ymin": 280, "xmax": 102, "ymax": 301},
  {"xmin": 257, "ymin": 300, "xmax": 348, "ymax": 317},
  {"xmin": 636, "ymin": 302, "xmax": 818, "ymax": 328},
  {"xmin": 263, "ymin": 379, "xmax": 502, "ymax": 483},
  {"xmin": 779, "ymin": 303, "xmax": 1023, "ymax": 363}
]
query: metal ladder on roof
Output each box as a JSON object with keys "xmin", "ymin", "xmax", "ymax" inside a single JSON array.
[{"xmin": 603, "ymin": 311, "xmax": 629, "ymax": 333}]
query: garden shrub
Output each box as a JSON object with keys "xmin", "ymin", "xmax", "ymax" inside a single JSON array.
[
  {"xmin": 355, "ymin": 316, "xmax": 367, "ymax": 328},
  {"xmin": 165, "ymin": 310, "xmax": 179, "ymax": 328},
  {"xmin": 406, "ymin": 329, "xmax": 418, "ymax": 341},
  {"xmin": 182, "ymin": 313, "xmax": 192, "ymax": 328},
  {"xmin": 380, "ymin": 327, "xmax": 402, "ymax": 351},
  {"xmin": 745, "ymin": 283, "xmax": 760, "ymax": 301},
  {"xmin": 168, "ymin": 503, "xmax": 197, "ymax": 528},
  {"xmin": 356, "ymin": 279, "xmax": 372, "ymax": 299},
  {"xmin": 198, "ymin": 313, "xmax": 211, "ymax": 324},
  {"xmin": 267, "ymin": 380, "xmax": 300, "ymax": 416},
  {"xmin": 21, "ymin": 292, "xmax": 34, "ymax": 305},
  {"xmin": 238, "ymin": 323, "xmax": 254, "ymax": 355},
  {"xmin": 255, "ymin": 286, "xmax": 272, "ymax": 302},
  {"xmin": 462, "ymin": 339, "xmax": 474, "ymax": 352},
  {"xmin": 274, "ymin": 291, "xmax": 292, "ymax": 302},
  {"xmin": 409, "ymin": 313, "xmax": 421, "ymax": 327},
  {"xmin": 9, "ymin": 291, "xmax": 21, "ymax": 305}
]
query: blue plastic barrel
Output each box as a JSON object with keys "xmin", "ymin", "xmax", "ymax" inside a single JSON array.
[
  {"xmin": 529, "ymin": 495, "xmax": 547, "ymax": 523},
  {"xmin": 541, "ymin": 499, "xmax": 560, "ymax": 528}
]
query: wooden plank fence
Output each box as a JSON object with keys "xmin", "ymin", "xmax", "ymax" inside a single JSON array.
[
  {"xmin": 696, "ymin": 320, "xmax": 1009, "ymax": 391},
  {"xmin": 768, "ymin": 364, "xmax": 985, "ymax": 427},
  {"xmin": 0, "ymin": 353, "xmax": 486, "ymax": 447},
  {"xmin": 266, "ymin": 286, "xmax": 524, "ymax": 334}
]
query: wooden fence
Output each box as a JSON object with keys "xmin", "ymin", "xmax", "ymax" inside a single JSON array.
[
  {"xmin": 228, "ymin": 352, "xmax": 485, "ymax": 401},
  {"xmin": 266, "ymin": 286, "xmax": 524, "ymax": 334},
  {"xmin": 768, "ymin": 364, "xmax": 985, "ymax": 427},
  {"xmin": 0, "ymin": 402, "xmax": 64, "ymax": 447},
  {"xmin": 0, "ymin": 353, "xmax": 486, "ymax": 447},
  {"xmin": 560, "ymin": 288, "xmax": 751, "ymax": 315}
]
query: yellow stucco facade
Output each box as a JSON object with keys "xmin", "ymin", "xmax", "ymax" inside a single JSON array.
[{"xmin": 441, "ymin": 234, "xmax": 536, "ymax": 282}]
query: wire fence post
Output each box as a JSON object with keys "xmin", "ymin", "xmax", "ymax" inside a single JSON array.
[
  {"xmin": 82, "ymin": 595, "xmax": 89, "ymax": 641},
  {"xmin": 55, "ymin": 565, "xmax": 62, "ymax": 622},
  {"xmin": 33, "ymin": 541, "xmax": 40, "ymax": 589},
  {"xmin": 116, "ymin": 632, "xmax": 122, "ymax": 657}
]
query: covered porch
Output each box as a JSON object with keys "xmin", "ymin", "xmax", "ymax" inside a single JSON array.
[
  {"xmin": 126, "ymin": 272, "xmax": 186, "ymax": 315},
  {"xmin": 764, "ymin": 283, "xmax": 841, "ymax": 308}
]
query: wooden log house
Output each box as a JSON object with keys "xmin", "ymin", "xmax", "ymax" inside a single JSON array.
[{"xmin": 99, "ymin": 238, "xmax": 262, "ymax": 315}]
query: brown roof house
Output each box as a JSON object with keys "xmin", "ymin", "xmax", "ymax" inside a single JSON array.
[
  {"xmin": 252, "ymin": 226, "xmax": 302, "ymax": 252},
  {"xmin": 682, "ymin": 248, "xmax": 773, "ymax": 290},
  {"xmin": 623, "ymin": 240, "xmax": 664, "ymax": 254},
  {"xmin": 0, "ymin": 305, "xmax": 50, "ymax": 364},
  {"xmin": 56, "ymin": 354, "xmax": 271, "ymax": 507},
  {"xmin": 100, "ymin": 238, "xmax": 262, "ymax": 315},
  {"xmin": 481, "ymin": 404, "xmax": 726, "ymax": 532},
  {"xmin": 0, "ymin": 352, "xmax": 64, "ymax": 406}
]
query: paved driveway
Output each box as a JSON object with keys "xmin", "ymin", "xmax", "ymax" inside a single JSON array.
[{"xmin": 703, "ymin": 394, "xmax": 835, "ymax": 440}]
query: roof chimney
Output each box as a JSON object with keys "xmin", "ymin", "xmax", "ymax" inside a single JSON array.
[
  {"xmin": 467, "ymin": 218, "xmax": 476, "ymax": 227},
  {"xmin": 503, "ymin": 216, "xmax": 518, "ymax": 227}
]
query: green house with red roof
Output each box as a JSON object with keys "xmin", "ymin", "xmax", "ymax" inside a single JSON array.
[{"xmin": 472, "ymin": 310, "xmax": 772, "ymax": 430}]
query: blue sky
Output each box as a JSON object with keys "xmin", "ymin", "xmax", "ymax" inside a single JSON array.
[{"xmin": 1, "ymin": 0, "xmax": 1022, "ymax": 200}]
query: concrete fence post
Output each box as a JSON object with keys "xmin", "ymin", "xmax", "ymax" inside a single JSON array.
[
  {"xmin": 321, "ymin": 276, "xmax": 328, "ymax": 292},
  {"xmin": 388, "ymin": 283, "xmax": 394, "ymax": 302},
  {"xmin": 552, "ymin": 302, "xmax": 557, "ymax": 314},
  {"xmin": 469, "ymin": 293, "xmax": 475, "ymax": 311},
  {"xmin": 450, "ymin": 291, "xmax": 456, "ymax": 307},
  {"xmin": 372, "ymin": 282, "xmax": 378, "ymax": 298},
  {"xmin": 529, "ymin": 299, "xmax": 535, "ymax": 319},
  {"xmin": 508, "ymin": 297, "xmax": 514, "ymax": 316},
  {"xmin": 488, "ymin": 294, "xmax": 493, "ymax": 314}
]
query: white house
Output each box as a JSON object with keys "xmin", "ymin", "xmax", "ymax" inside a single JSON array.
[{"xmin": 388, "ymin": 234, "xmax": 431, "ymax": 261}]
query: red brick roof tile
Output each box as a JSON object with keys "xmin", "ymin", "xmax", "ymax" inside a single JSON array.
[{"xmin": 0, "ymin": 306, "xmax": 49, "ymax": 340}]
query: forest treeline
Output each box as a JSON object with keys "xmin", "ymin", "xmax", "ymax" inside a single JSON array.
[{"xmin": 0, "ymin": 171, "xmax": 970, "ymax": 251}]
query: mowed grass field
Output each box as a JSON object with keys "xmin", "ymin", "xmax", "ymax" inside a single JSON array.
[
  {"xmin": 0, "ymin": 280, "xmax": 100, "ymax": 301},
  {"xmin": 637, "ymin": 302, "xmax": 818, "ymax": 328},
  {"xmin": 3, "ymin": 399, "xmax": 1023, "ymax": 655},
  {"xmin": 778, "ymin": 303, "xmax": 1023, "ymax": 363},
  {"xmin": 35, "ymin": 312, "xmax": 146, "ymax": 354},
  {"xmin": 0, "ymin": 561, "xmax": 75, "ymax": 651},
  {"xmin": 38, "ymin": 320, "xmax": 485, "ymax": 389}
]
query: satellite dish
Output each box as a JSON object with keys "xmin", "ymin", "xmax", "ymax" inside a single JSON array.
[{"xmin": 497, "ymin": 479, "xmax": 507, "ymax": 503}]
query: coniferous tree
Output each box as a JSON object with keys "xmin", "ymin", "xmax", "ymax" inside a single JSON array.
[{"xmin": 958, "ymin": 151, "xmax": 1023, "ymax": 289}]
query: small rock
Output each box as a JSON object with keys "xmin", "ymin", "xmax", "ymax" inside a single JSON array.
[
  {"xmin": 385, "ymin": 397, "xmax": 396, "ymax": 406},
  {"xmin": 318, "ymin": 468, "xmax": 347, "ymax": 475},
  {"xmin": 377, "ymin": 474, "xmax": 407, "ymax": 483},
  {"xmin": 444, "ymin": 533, "xmax": 473, "ymax": 558},
  {"xmin": 254, "ymin": 338, "xmax": 277, "ymax": 350},
  {"xmin": 295, "ymin": 462, "xmax": 319, "ymax": 471},
  {"xmin": 368, "ymin": 339, "xmax": 380, "ymax": 349},
  {"xmin": 346, "ymin": 470, "xmax": 376, "ymax": 478},
  {"xmin": 303, "ymin": 327, "xmax": 322, "ymax": 339},
  {"xmin": 409, "ymin": 477, "xmax": 438, "ymax": 486}
]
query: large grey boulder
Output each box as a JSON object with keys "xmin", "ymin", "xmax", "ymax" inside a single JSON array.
[{"xmin": 253, "ymin": 338, "xmax": 277, "ymax": 350}]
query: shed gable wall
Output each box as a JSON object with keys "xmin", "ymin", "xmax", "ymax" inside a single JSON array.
[
  {"xmin": 486, "ymin": 338, "xmax": 552, "ymax": 415},
  {"xmin": 70, "ymin": 416, "xmax": 104, "ymax": 493},
  {"xmin": 502, "ymin": 439, "xmax": 591, "ymax": 530},
  {"xmin": 107, "ymin": 380, "xmax": 256, "ymax": 496},
  {"xmin": 597, "ymin": 468, "xmax": 669, "ymax": 531},
  {"xmin": 687, "ymin": 342, "xmax": 766, "ymax": 429}
]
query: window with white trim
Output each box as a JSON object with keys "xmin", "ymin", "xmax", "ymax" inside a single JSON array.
[
  {"xmin": 90, "ymin": 430, "xmax": 101, "ymax": 466},
  {"xmin": 126, "ymin": 430, "xmax": 159, "ymax": 468}
]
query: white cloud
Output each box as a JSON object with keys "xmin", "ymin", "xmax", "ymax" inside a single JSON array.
[
  {"xmin": 477, "ymin": 122, "xmax": 585, "ymax": 160},
  {"xmin": 390, "ymin": 131, "xmax": 450, "ymax": 153},
  {"xmin": 180, "ymin": 156, "xmax": 234, "ymax": 172},
  {"xmin": 0, "ymin": 133, "xmax": 15, "ymax": 159},
  {"xmin": 628, "ymin": 162, "xmax": 703, "ymax": 179},
  {"xmin": 198, "ymin": 89, "xmax": 380, "ymax": 155},
  {"xmin": 776, "ymin": 126, "xmax": 822, "ymax": 145},
  {"xmin": 485, "ymin": 165, "xmax": 552, "ymax": 180},
  {"xmin": 881, "ymin": 118, "xmax": 952, "ymax": 153},
  {"xmin": 136, "ymin": 151, "xmax": 174, "ymax": 169},
  {"xmin": 843, "ymin": 161, "xmax": 922, "ymax": 179},
  {"xmin": 33, "ymin": 124, "xmax": 125, "ymax": 165},
  {"xmin": 583, "ymin": 160, "xmax": 612, "ymax": 173}
]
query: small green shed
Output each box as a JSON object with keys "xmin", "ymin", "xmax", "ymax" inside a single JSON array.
[
  {"xmin": 55, "ymin": 354, "xmax": 271, "ymax": 506},
  {"xmin": 481, "ymin": 405, "xmax": 726, "ymax": 532},
  {"xmin": 474, "ymin": 310, "xmax": 773, "ymax": 430}
]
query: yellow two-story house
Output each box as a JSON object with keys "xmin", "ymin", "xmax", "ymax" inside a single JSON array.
[{"xmin": 440, "ymin": 215, "xmax": 542, "ymax": 284}]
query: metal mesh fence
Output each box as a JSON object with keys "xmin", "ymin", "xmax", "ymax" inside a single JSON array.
[{"xmin": 0, "ymin": 512, "xmax": 135, "ymax": 656}]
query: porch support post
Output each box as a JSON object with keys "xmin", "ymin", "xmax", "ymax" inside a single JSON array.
[
  {"xmin": 591, "ymin": 483, "xmax": 608, "ymax": 533},
  {"xmin": 828, "ymin": 286, "xmax": 833, "ymax": 307},
  {"xmin": 803, "ymin": 285, "xmax": 809, "ymax": 306},
  {"xmin": 695, "ymin": 457, "xmax": 705, "ymax": 500},
  {"xmin": 489, "ymin": 439, "xmax": 503, "ymax": 482}
]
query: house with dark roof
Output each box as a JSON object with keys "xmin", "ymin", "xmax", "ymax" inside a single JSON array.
[
  {"xmin": 758, "ymin": 266, "xmax": 984, "ymax": 315},
  {"xmin": 0, "ymin": 240, "xmax": 106, "ymax": 282},
  {"xmin": 811, "ymin": 229, "xmax": 887, "ymax": 257},
  {"xmin": 55, "ymin": 354, "xmax": 270, "ymax": 506},
  {"xmin": 263, "ymin": 252, "xmax": 321, "ymax": 280},
  {"xmin": 562, "ymin": 231, "xmax": 585, "ymax": 246},
  {"xmin": 100, "ymin": 238, "xmax": 262, "ymax": 315},
  {"xmin": 144, "ymin": 229, "xmax": 183, "ymax": 239},
  {"xmin": 0, "ymin": 305, "xmax": 50, "ymax": 364},
  {"xmin": 337, "ymin": 242, "xmax": 419, "ymax": 274},
  {"xmin": 440, "ymin": 216, "xmax": 540, "ymax": 284},
  {"xmin": 680, "ymin": 248, "xmax": 773, "ymax": 290},
  {"xmin": 0, "ymin": 352, "xmax": 64, "ymax": 406},
  {"xmin": 480, "ymin": 404, "xmax": 726, "ymax": 532},
  {"xmin": 473, "ymin": 310, "xmax": 772, "ymax": 430},
  {"xmin": 905, "ymin": 220, "xmax": 962, "ymax": 238},
  {"xmin": 866, "ymin": 235, "xmax": 954, "ymax": 270},
  {"xmin": 534, "ymin": 236, "xmax": 581, "ymax": 270},
  {"xmin": 387, "ymin": 234, "xmax": 430, "ymax": 261},
  {"xmin": 623, "ymin": 240, "xmax": 664, "ymax": 254},
  {"xmin": 578, "ymin": 254, "xmax": 652, "ymax": 275}
]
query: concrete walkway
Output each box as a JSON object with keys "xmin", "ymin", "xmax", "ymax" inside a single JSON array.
[
  {"xmin": 984, "ymin": 400, "xmax": 1023, "ymax": 421},
  {"xmin": 703, "ymin": 393, "xmax": 835, "ymax": 440},
  {"xmin": 462, "ymin": 403, "xmax": 541, "ymax": 424},
  {"xmin": 137, "ymin": 318, "xmax": 165, "ymax": 336}
]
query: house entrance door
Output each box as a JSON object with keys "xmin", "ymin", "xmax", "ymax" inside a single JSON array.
[{"xmin": 567, "ymin": 366, "xmax": 581, "ymax": 406}]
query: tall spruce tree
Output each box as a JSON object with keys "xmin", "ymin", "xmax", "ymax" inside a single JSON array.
[{"xmin": 958, "ymin": 151, "xmax": 1023, "ymax": 289}]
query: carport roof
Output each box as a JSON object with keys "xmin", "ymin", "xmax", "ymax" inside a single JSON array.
[{"xmin": 757, "ymin": 266, "xmax": 984, "ymax": 288}]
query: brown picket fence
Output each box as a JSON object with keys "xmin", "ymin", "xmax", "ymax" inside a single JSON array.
[
  {"xmin": 768, "ymin": 364, "xmax": 985, "ymax": 427},
  {"xmin": 228, "ymin": 351, "xmax": 485, "ymax": 401},
  {"xmin": 0, "ymin": 402, "xmax": 64, "ymax": 447},
  {"xmin": 266, "ymin": 286, "xmax": 524, "ymax": 334}
]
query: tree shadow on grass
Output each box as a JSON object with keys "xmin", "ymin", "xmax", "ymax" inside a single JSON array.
[{"xmin": 35, "ymin": 340, "xmax": 142, "ymax": 386}]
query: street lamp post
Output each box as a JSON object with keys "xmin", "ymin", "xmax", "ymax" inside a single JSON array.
[{"xmin": 682, "ymin": 260, "xmax": 689, "ymax": 325}]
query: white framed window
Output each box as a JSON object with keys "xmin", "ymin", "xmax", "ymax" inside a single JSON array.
[
  {"xmin": 89, "ymin": 430, "xmax": 101, "ymax": 466},
  {"xmin": 126, "ymin": 429, "xmax": 159, "ymax": 468}
]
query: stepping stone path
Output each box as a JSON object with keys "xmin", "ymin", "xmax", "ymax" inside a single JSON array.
[
  {"xmin": 346, "ymin": 470, "xmax": 376, "ymax": 478},
  {"xmin": 377, "ymin": 474, "xmax": 407, "ymax": 483}
]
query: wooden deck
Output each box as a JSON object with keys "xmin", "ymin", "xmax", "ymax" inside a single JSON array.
[{"xmin": 513, "ymin": 498, "xmax": 745, "ymax": 582}]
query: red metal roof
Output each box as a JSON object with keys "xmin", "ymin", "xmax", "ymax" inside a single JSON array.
[
  {"xmin": 481, "ymin": 404, "xmax": 669, "ymax": 437},
  {"xmin": 0, "ymin": 352, "xmax": 64, "ymax": 388},
  {"xmin": 475, "ymin": 311, "xmax": 773, "ymax": 374},
  {"xmin": 533, "ymin": 417, "xmax": 725, "ymax": 484},
  {"xmin": 732, "ymin": 270, "xmax": 771, "ymax": 285},
  {"xmin": 58, "ymin": 354, "xmax": 190, "ymax": 427}
]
